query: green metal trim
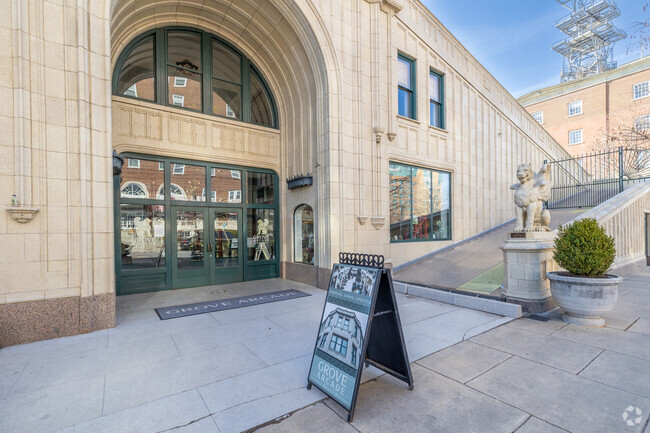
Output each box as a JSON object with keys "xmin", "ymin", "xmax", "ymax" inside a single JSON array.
[
  {"xmin": 397, "ymin": 52, "xmax": 417, "ymax": 120},
  {"xmin": 388, "ymin": 161, "xmax": 452, "ymax": 243},
  {"xmin": 429, "ymin": 68, "xmax": 445, "ymax": 129},
  {"xmin": 111, "ymin": 26, "xmax": 278, "ymax": 129}
]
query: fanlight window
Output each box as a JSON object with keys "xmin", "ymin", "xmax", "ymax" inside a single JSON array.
[
  {"xmin": 114, "ymin": 28, "xmax": 277, "ymax": 128},
  {"xmin": 121, "ymin": 182, "xmax": 148, "ymax": 198}
]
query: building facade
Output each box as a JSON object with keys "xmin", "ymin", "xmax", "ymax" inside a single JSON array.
[
  {"xmin": 519, "ymin": 57, "xmax": 650, "ymax": 156},
  {"xmin": 0, "ymin": 0, "xmax": 573, "ymax": 346}
]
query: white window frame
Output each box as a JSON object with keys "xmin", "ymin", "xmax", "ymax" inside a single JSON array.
[
  {"xmin": 127, "ymin": 158, "xmax": 140, "ymax": 169},
  {"xmin": 174, "ymin": 77, "xmax": 187, "ymax": 87},
  {"xmin": 634, "ymin": 114, "xmax": 650, "ymax": 131},
  {"xmin": 633, "ymin": 81, "xmax": 650, "ymax": 100},
  {"xmin": 173, "ymin": 164, "xmax": 185, "ymax": 175},
  {"xmin": 228, "ymin": 190, "xmax": 241, "ymax": 203},
  {"xmin": 532, "ymin": 111, "xmax": 543, "ymax": 124},
  {"xmin": 230, "ymin": 170, "xmax": 241, "ymax": 179},
  {"xmin": 568, "ymin": 129, "xmax": 583, "ymax": 145},
  {"xmin": 172, "ymin": 94, "xmax": 184, "ymax": 107},
  {"xmin": 158, "ymin": 162, "xmax": 164, "ymax": 171},
  {"xmin": 568, "ymin": 100, "xmax": 582, "ymax": 117}
]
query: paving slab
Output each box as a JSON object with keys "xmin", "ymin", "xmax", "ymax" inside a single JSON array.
[
  {"xmin": 243, "ymin": 327, "xmax": 317, "ymax": 365},
  {"xmin": 579, "ymin": 350, "xmax": 650, "ymax": 398},
  {"xmin": 106, "ymin": 313, "xmax": 219, "ymax": 347},
  {"xmin": 515, "ymin": 416, "xmax": 568, "ymax": 433},
  {"xmin": 327, "ymin": 364, "xmax": 528, "ymax": 433},
  {"xmin": 628, "ymin": 318, "xmax": 650, "ymax": 336},
  {"xmin": 55, "ymin": 389, "xmax": 212, "ymax": 433},
  {"xmin": 0, "ymin": 375, "xmax": 105, "ymax": 433},
  {"xmin": 552, "ymin": 324, "xmax": 650, "ymax": 360},
  {"xmin": 505, "ymin": 316, "xmax": 568, "ymax": 336},
  {"xmin": 254, "ymin": 402, "xmax": 356, "ymax": 433},
  {"xmin": 12, "ymin": 335, "xmax": 179, "ymax": 394},
  {"xmin": 103, "ymin": 342, "xmax": 265, "ymax": 415},
  {"xmin": 405, "ymin": 308, "xmax": 504, "ymax": 344},
  {"xmin": 265, "ymin": 306, "xmax": 323, "ymax": 331},
  {"xmin": 212, "ymin": 387, "xmax": 325, "ymax": 433},
  {"xmin": 468, "ymin": 356, "xmax": 650, "ymax": 433},
  {"xmin": 470, "ymin": 325, "xmax": 603, "ymax": 374},
  {"xmin": 416, "ymin": 340, "xmax": 511, "ymax": 384}
]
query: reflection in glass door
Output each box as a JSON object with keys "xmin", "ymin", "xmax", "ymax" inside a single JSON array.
[
  {"xmin": 172, "ymin": 208, "xmax": 209, "ymax": 288},
  {"xmin": 210, "ymin": 209, "xmax": 243, "ymax": 284}
]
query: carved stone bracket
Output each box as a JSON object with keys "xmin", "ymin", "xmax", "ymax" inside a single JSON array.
[
  {"xmin": 373, "ymin": 126, "xmax": 385, "ymax": 144},
  {"xmin": 357, "ymin": 216, "xmax": 370, "ymax": 225},
  {"xmin": 7, "ymin": 206, "xmax": 39, "ymax": 224},
  {"xmin": 371, "ymin": 217, "xmax": 385, "ymax": 230},
  {"xmin": 386, "ymin": 132, "xmax": 396, "ymax": 142}
]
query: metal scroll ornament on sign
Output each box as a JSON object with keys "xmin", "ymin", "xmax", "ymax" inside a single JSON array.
[{"xmin": 338, "ymin": 252, "xmax": 385, "ymax": 269}]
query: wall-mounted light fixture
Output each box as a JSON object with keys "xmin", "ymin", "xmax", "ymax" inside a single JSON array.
[
  {"xmin": 113, "ymin": 150, "xmax": 124, "ymax": 176},
  {"xmin": 287, "ymin": 173, "xmax": 313, "ymax": 190}
]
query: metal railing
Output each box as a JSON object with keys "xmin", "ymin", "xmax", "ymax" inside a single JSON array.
[{"xmin": 547, "ymin": 147, "xmax": 650, "ymax": 209}]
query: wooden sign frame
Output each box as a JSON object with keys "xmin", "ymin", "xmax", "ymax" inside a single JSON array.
[{"xmin": 307, "ymin": 253, "xmax": 413, "ymax": 422}]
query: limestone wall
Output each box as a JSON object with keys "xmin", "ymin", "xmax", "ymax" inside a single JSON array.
[{"xmin": 572, "ymin": 181, "xmax": 650, "ymax": 275}]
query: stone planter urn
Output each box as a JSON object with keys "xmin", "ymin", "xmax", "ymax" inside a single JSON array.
[{"xmin": 547, "ymin": 271, "xmax": 622, "ymax": 327}]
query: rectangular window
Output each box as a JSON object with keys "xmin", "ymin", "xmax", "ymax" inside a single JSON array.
[
  {"xmin": 389, "ymin": 162, "xmax": 451, "ymax": 242},
  {"xmin": 174, "ymin": 77, "xmax": 187, "ymax": 87},
  {"xmin": 320, "ymin": 333, "xmax": 328, "ymax": 347},
  {"xmin": 634, "ymin": 114, "xmax": 650, "ymax": 131},
  {"xmin": 352, "ymin": 346, "xmax": 357, "ymax": 365},
  {"xmin": 170, "ymin": 164, "xmax": 205, "ymax": 202},
  {"xmin": 172, "ymin": 94, "xmax": 184, "ymax": 107},
  {"xmin": 634, "ymin": 81, "xmax": 650, "ymax": 100},
  {"xmin": 429, "ymin": 70, "xmax": 444, "ymax": 128},
  {"xmin": 532, "ymin": 111, "xmax": 543, "ymax": 124},
  {"xmin": 329, "ymin": 334, "xmax": 348, "ymax": 356},
  {"xmin": 231, "ymin": 170, "xmax": 241, "ymax": 179},
  {"xmin": 128, "ymin": 158, "xmax": 140, "ymax": 169},
  {"xmin": 158, "ymin": 162, "xmax": 164, "ymax": 171},
  {"xmin": 569, "ymin": 129, "xmax": 583, "ymax": 145},
  {"xmin": 398, "ymin": 54, "xmax": 416, "ymax": 119},
  {"xmin": 120, "ymin": 204, "xmax": 165, "ymax": 269},
  {"xmin": 247, "ymin": 172, "xmax": 274, "ymax": 205},
  {"xmin": 120, "ymin": 158, "xmax": 164, "ymax": 199},
  {"xmin": 173, "ymin": 164, "xmax": 185, "ymax": 175},
  {"xmin": 343, "ymin": 318, "xmax": 350, "ymax": 331},
  {"xmin": 211, "ymin": 169, "xmax": 242, "ymax": 203},
  {"xmin": 228, "ymin": 190, "xmax": 241, "ymax": 203},
  {"xmin": 568, "ymin": 100, "xmax": 582, "ymax": 117}
]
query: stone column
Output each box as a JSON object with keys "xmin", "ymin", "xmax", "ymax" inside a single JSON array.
[{"xmin": 501, "ymin": 232, "xmax": 558, "ymax": 313}]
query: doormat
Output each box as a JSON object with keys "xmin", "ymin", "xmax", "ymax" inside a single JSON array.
[{"xmin": 155, "ymin": 289, "xmax": 311, "ymax": 320}]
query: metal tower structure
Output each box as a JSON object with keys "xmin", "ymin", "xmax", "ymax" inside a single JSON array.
[{"xmin": 553, "ymin": 0, "xmax": 627, "ymax": 82}]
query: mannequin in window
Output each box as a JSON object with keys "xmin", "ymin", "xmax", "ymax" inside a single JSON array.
[{"xmin": 254, "ymin": 218, "xmax": 271, "ymax": 260}]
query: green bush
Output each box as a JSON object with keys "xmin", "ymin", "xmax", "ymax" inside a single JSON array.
[{"xmin": 553, "ymin": 218, "xmax": 616, "ymax": 277}]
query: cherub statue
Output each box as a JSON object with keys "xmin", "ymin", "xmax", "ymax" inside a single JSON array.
[
  {"xmin": 510, "ymin": 163, "xmax": 552, "ymax": 232},
  {"xmin": 133, "ymin": 217, "xmax": 152, "ymax": 238}
]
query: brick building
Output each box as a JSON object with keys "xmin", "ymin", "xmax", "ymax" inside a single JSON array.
[{"xmin": 519, "ymin": 57, "xmax": 650, "ymax": 156}]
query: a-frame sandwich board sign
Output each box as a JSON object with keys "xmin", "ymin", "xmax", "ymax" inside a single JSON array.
[{"xmin": 307, "ymin": 253, "xmax": 413, "ymax": 422}]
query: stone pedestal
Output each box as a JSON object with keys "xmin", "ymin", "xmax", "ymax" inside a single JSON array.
[{"xmin": 500, "ymin": 232, "xmax": 558, "ymax": 313}]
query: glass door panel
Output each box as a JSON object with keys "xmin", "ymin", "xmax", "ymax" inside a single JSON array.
[
  {"xmin": 172, "ymin": 207, "xmax": 209, "ymax": 288},
  {"xmin": 210, "ymin": 208, "xmax": 243, "ymax": 284}
]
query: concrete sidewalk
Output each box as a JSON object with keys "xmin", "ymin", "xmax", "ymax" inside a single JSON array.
[
  {"xmin": 258, "ymin": 268, "xmax": 650, "ymax": 433},
  {"xmin": 0, "ymin": 278, "xmax": 510, "ymax": 433}
]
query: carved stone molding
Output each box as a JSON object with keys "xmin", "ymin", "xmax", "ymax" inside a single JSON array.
[
  {"xmin": 357, "ymin": 216, "xmax": 370, "ymax": 225},
  {"xmin": 373, "ymin": 126, "xmax": 385, "ymax": 144},
  {"xmin": 371, "ymin": 217, "xmax": 385, "ymax": 230},
  {"xmin": 365, "ymin": 0, "xmax": 404, "ymax": 14},
  {"xmin": 387, "ymin": 132, "xmax": 396, "ymax": 142},
  {"xmin": 7, "ymin": 206, "xmax": 39, "ymax": 224}
]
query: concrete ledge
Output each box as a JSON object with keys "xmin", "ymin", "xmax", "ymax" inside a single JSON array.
[
  {"xmin": 0, "ymin": 293, "xmax": 115, "ymax": 347},
  {"xmin": 400, "ymin": 283, "xmax": 522, "ymax": 318},
  {"xmin": 393, "ymin": 281, "xmax": 408, "ymax": 294},
  {"xmin": 283, "ymin": 262, "xmax": 330, "ymax": 291}
]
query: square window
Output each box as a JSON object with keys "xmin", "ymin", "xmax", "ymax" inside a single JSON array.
[
  {"xmin": 635, "ymin": 114, "xmax": 650, "ymax": 131},
  {"xmin": 634, "ymin": 81, "xmax": 650, "ymax": 100},
  {"xmin": 568, "ymin": 129, "xmax": 583, "ymax": 145},
  {"xmin": 568, "ymin": 100, "xmax": 582, "ymax": 117},
  {"xmin": 174, "ymin": 77, "xmax": 187, "ymax": 87},
  {"xmin": 172, "ymin": 94, "xmax": 184, "ymax": 107},
  {"xmin": 532, "ymin": 111, "xmax": 543, "ymax": 124},
  {"xmin": 230, "ymin": 170, "xmax": 241, "ymax": 179},
  {"xmin": 128, "ymin": 158, "xmax": 140, "ymax": 169},
  {"xmin": 173, "ymin": 164, "xmax": 185, "ymax": 175}
]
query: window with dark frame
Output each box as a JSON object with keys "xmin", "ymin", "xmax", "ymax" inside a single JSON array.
[
  {"xmin": 429, "ymin": 69, "xmax": 444, "ymax": 129},
  {"xmin": 398, "ymin": 54, "xmax": 416, "ymax": 119}
]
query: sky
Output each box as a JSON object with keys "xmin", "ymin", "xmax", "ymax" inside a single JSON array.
[{"xmin": 420, "ymin": 0, "xmax": 649, "ymax": 98}]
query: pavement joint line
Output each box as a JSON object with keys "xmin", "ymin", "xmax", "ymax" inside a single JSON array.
[
  {"xmin": 511, "ymin": 414, "xmax": 532, "ymax": 433},
  {"xmin": 576, "ymin": 348, "xmax": 605, "ymax": 376},
  {"xmin": 577, "ymin": 367, "xmax": 650, "ymax": 400},
  {"xmin": 170, "ymin": 335, "xmax": 182, "ymax": 357},
  {"xmin": 4, "ymin": 361, "xmax": 28, "ymax": 399},
  {"xmin": 625, "ymin": 317, "xmax": 641, "ymax": 331},
  {"xmin": 548, "ymin": 331, "xmax": 650, "ymax": 364},
  {"xmin": 461, "ymin": 317, "xmax": 510, "ymax": 341},
  {"xmin": 643, "ymin": 412, "xmax": 650, "ymax": 433},
  {"xmin": 101, "ymin": 374, "xmax": 107, "ymax": 417}
]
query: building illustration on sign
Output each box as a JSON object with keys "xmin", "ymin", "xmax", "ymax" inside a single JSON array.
[
  {"xmin": 317, "ymin": 307, "xmax": 364, "ymax": 370},
  {"xmin": 330, "ymin": 264, "xmax": 378, "ymax": 296}
]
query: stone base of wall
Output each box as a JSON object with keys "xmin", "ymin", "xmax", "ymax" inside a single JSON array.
[
  {"xmin": 611, "ymin": 255, "xmax": 648, "ymax": 277},
  {"xmin": 505, "ymin": 296, "xmax": 557, "ymax": 314},
  {"xmin": 283, "ymin": 262, "xmax": 331, "ymax": 290},
  {"xmin": 0, "ymin": 293, "xmax": 116, "ymax": 347}
]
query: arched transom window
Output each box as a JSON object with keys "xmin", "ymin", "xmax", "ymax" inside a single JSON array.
[{"xmin": 114, "ymin": 27, "xmax": 277, "ymax": 128}]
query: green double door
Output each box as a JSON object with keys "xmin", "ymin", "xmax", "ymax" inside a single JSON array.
[{"xmin": 171, "ymin": 206, "xmax": 243, "ymax": 289}]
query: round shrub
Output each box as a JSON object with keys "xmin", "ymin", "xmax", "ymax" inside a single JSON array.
[{"xmin": 553, "ymin": 218, "xmax": 616, "ymax": 277}]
